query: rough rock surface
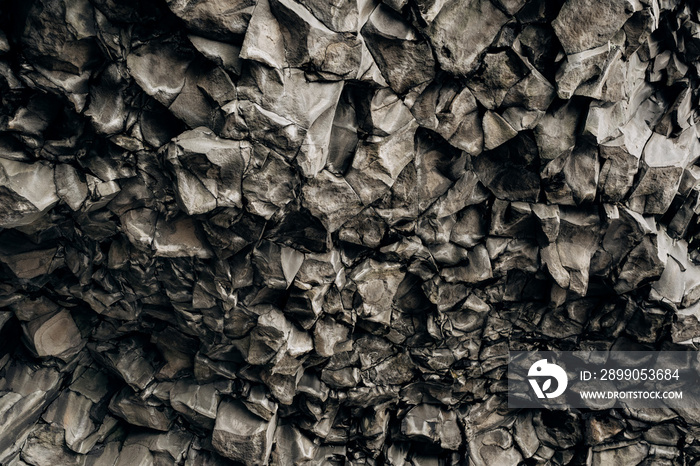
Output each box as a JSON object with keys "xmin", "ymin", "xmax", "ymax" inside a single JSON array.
[{"xmin": 0, "ymin": 0, "xmax": 699, "ymax": 464}]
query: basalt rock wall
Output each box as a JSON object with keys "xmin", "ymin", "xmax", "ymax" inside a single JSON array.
[{"xmin": 0, "ymin": 0, "xmax": 700, "ymax": 464}]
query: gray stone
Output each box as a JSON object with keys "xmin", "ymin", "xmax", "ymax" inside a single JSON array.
[
  {"xmin": 313, "ymin": 316, "xmax": 352, "ymax": 358},
  {"xmin": 212, "ymin": 400, "xmax": 278, "ymax": 465},
  {"xmin": 126, "ymin": 41, "xmax": 193, "ymax": 107},
  {"xmin": 55, "ymin": 164, "xmax": 88, "ymax": 211},
  {"xmin": 154, "ymin": 216, "xmax": 213, "ymax": 258},
  {"xmin": 270, "ymin": 0, "xmax": 362, "ymax": 79},
  {"xmin": 346, "ymin": 120, "xmax": 417, "ymax": 205},
  {"xmin": 482, "ymin": 111, "xmax": 518, "ymax": 150},
  {"xmin": 542, "ymin": 142, "xmax": 599, "ymax": 205},
  {"xmin": 166, "ymin": 0, "xmax": 256, "ymax": 40},
  {"xmin": 21, "ymin": 424, "xmax": 86, "ymax": 466},
  {"xmin": 472, "ymin": 134, "xmax": 540, "ymax": 202},
  {"xmin": 23, "ymin": 310, "xmax": 84, "ymax": 360},
  {"xmin": 0, "ymin": 246, "xmax": 62, "ymax": 281},
  {"xmin": 42, "ymin": 390, "xmax": 97, "ymax": 453},
  {"xmin": 271, "ymin": 424, "xmax": 317, "ymax": 465},
  {"xmin": 189, "ymin": 35, "xmax": 242, "ymax": 75},
  {"xmin": 167, "ymin": 127, "xmax": 247, "ymax": 214},
  {"xmin": 541, "ymin": 208, "xmax": 601, "ymax": 296},
  {"xmin": 591, "ymin": 442, "xmax": 649, "ymax": 466},
  {"xmin": 0, "ymin": 159, "xmax": 58, "ymax": 228},
  {"xmin": 302, "ymin": 170, "xmax": 364, "ymax": 232},
  {"xmin": 401, "ymin": 404, "xmax": 462, "ymax": 450},
  {"xmin": 425, "ymin": 0, "xmax": 508, "ymax": 76},
  {"xmin": 469, "ymin": 429, "xmax": 523, "ymax": 466},
  {"xmin": 351, "ymin": 259, "xmax": 405, "ymax": 326},
  {"xmin": 534, "ymin": 100, "xmax": 581, "ymax": 162},
  {"xmin": 0, "ymin": 363, "xmax": 62, "ymax": 463},
  {"xmin": 361, "ymin": 5, "xmax": 435, "ymax": 93},
  {"xmin": 109, "ymin": 387, "xmax": 176, "ymax": 431},
  {"xmin": 170, "ymin": 380, "xmax": 219, "ymax": 428},
  {"xmin": 553, "ymin": 0, "xmax": 636, "ymax": 54},
  {"xmin": 1, "ymin": 0, "xmax": 698, "ymax": 463}
]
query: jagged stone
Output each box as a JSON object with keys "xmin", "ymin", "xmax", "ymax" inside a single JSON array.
[
  {"xmin": 123, "ymin": 429, "xmax": 193, "ymax": 464},
  {"xmin": 55, "ymin": 164, "xmax": 88, "ymax": 211},
  {"xmin": 541, "ymin": 208, "xmax": 601, "ymax": 296},
  {"xmin": 188, "ymin": 35, "xmax": 242, "ymax": 75},
  {"xmin": 0, "ymin": 363, "xmax": 62, "ymax": 463},
  {"xmin": 113, "ymin": 443, "xmax": 154, "ymax": 466},
  {"xmin": 109, "ymin": 387, "xmax": 176, "ymax": 431},
  {"xmin": 321, "ymin": 366, "xmax": 360, "ymax": 388},
  {"xmin": 542, "ymin": 141, "xmax": 599, "ymax": 205},
  {"xmin": 614, "ymin": 234, "xmax": 665, "ymax": 294},
  {"xmin": 170, "ymin": 380, "xmax": 219, "ymax": 428},
  {"xmin": 92, "ymin": 338, "xmax": 157, "ymax": 391},
  {"xmin": 20, "ymin": 0, "xmax": 99, "ymax": 109},
  {"xmin": 243, "ymin": 385, "xmax": 278, "ymax": 421},
  {"xmin": 270, "ymin": 0, "xmax": 362, "ymax": 79},
  {"xmin": 0, "ymin": 242, "xmax": 62, "ymax": 281},
  {"xmin": 242, "ymin": 307, "xmax": 293, "ymax": 365},
  {"xmin": 472, "ymin": 134, "xmax": 540, "ymax": 201},
  {"xmin": 426, "ymin": 171, "xmax": 490, "ymax": 218},
  {"xmin": 239, "ymin": 0, "xmax": 286, "ymax": 68},
  {"xmin": 126, "ymin": 40, "xmax": 193, "ymax": 107},
  {"xmin": 166, "ymin": 0, "xmax": 255, "ymax": 40},
  {"xmin": 401, "ymin": 404, "xmax": 462, "ymax": 450},
  {"xmin": 552, "ymin": 0, "xmax": 636, "ymax": 55},
  {"xmin": 212, "ymin": 400, "xmax": 277, "ymax": 465},
  {"xmin": 346, "ymin": 120, "xmax": 417, "ymax": 205},
  {"xmin": 242, "ymin": 150, "xmax": 298, "ymax": 219},
  {"xmin": 302, "ymin": 170, "xmax": 364, "ymax": 232},
  {"xmin": 313, "ymin": 316, "xmax": 352, "ymax": 357},
  {"xmin": 0, "ymin": 159, "xmax": 58, "ymax": 228},
  {"xmin": 591, "ymin": 442, "xmax": 649, "ymax": 466},
  {"xmin": 154, "ymin": 216, "xmax": 213, "ymax": 258},
  {"xmin": 424, "ymin": 0, "xmax": 508, "ymax": 76},
  {"xmin": 514, "ymin": 412, "xmax": 540, "ymax": 458},
  {"xmin": 23, "ymin": 310, "xmax": 84, "ymax": 360},
  {"xmin": 554, "ymin": 45, "xmax": 609, "ymax": 100},
  {"xmin": 297, "ymin": 0, "xmax": 357, "ymax": 32},
  {"xmin": 467, "ymin": 51, "xmax": 526, "ymax": 110},
  {"xmin": 585, "ymin": 416, "xmax": 625, "ymax": 445},
  {"xmin": 167, "ymin": 127, "xmax": 247, "ymax": 214},
  {"xmin": 351, "ymin": 259, "xmax": 405, "ymax": 326},
  {"xmin": 361, "ymin": 4, "xmax": 435, "ymax": 94},
  {"xmin": 534, "ymin": 100, "xmax": 581, "ymax": 162},
  {"xmin": 469, "ymin": 428, "xmax": 523, "ymax": 466},
  {"xmin": 482, "ymin": 111, "xmax": 518, "ymax": 150},
  {"xmin": 21, "ymin": 424, "xmax": 86, "ymax": 466},
  {"xmin": 42, "ymin": 390, "xmax": 95, "ymax": 453},
  {"xmin": 628, "ymin": 130, "xmax": 696, "ymax": 214},
  {"xmin": 575, "ymin": 47, "xmax": 626, "ymax": 101},
  {"xmin": 515, "ymin": 24, "xmax": 558, "ymax": 76},
  {"xmin": 441, "ymin": 244, "xmax": 492, "ymax": 284}
]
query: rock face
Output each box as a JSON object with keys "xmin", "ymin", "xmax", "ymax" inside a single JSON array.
[
  {"xmin": 0, "ymin": 0, "xmax": 699, "ymax": 464},
  {"xmin": 212, "ymin": 400, "xmax": 277, "ymax": 464}
]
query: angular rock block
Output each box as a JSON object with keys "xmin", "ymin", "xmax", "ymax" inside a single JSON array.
[{"xmin": 212, "ymin": 400, "xmax": 277, "ymax": 465}]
